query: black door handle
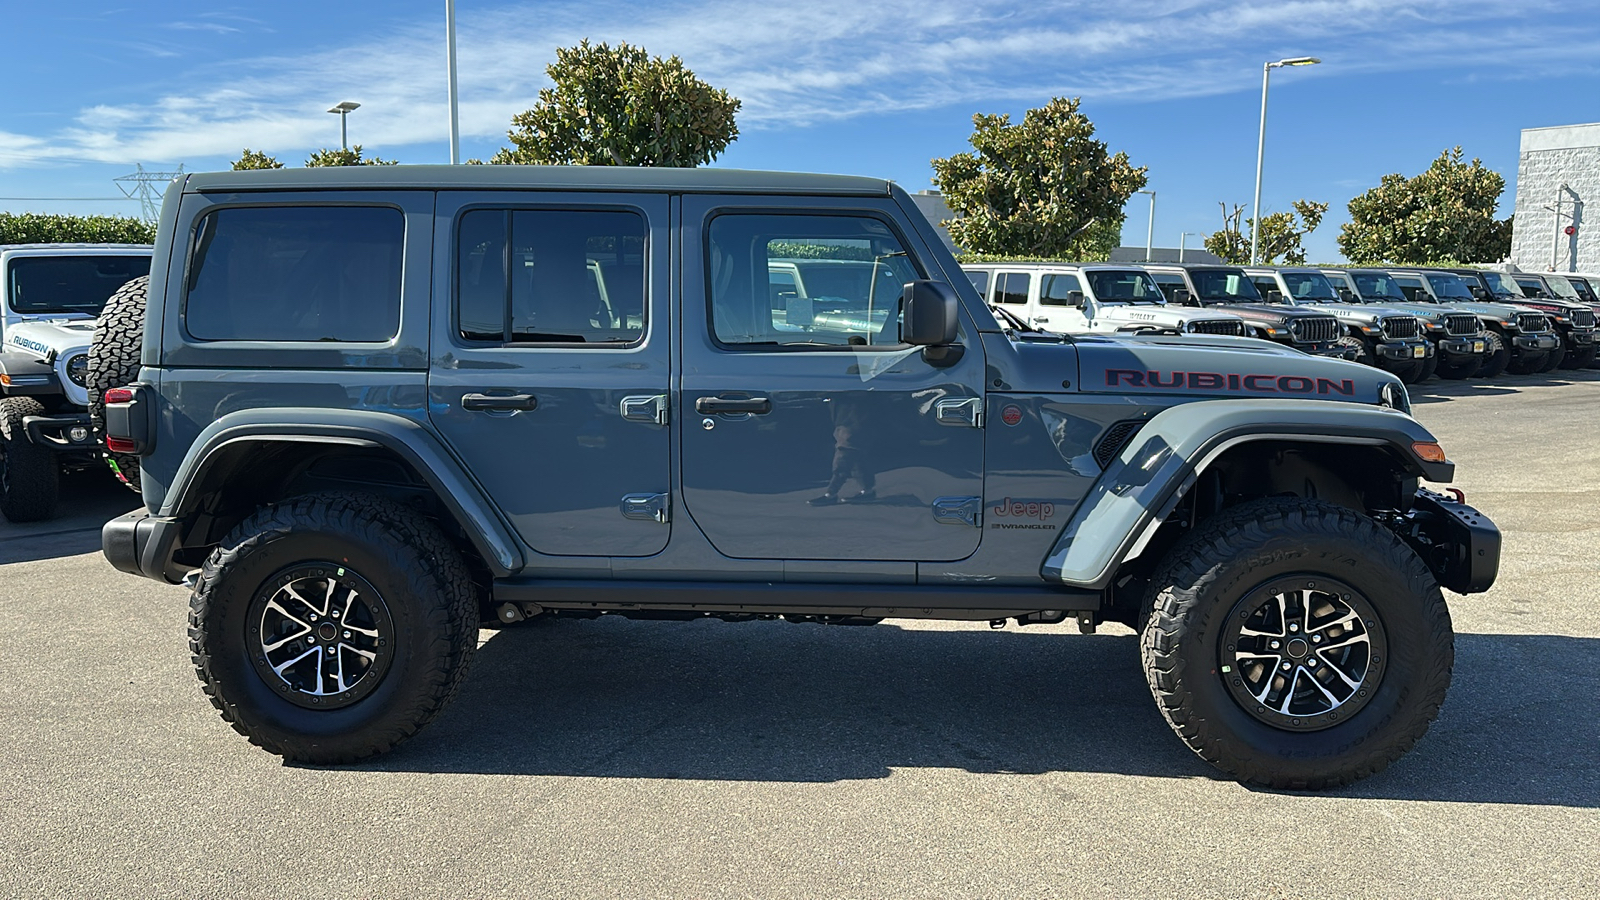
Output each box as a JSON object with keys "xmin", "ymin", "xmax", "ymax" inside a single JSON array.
[
  {"xmin": 462, "ymin": 392, "xmax": 538, "ymax": 411},
  {"xmin": 695, "ymin": 396, "xmax": 772, "ymax": 415}
]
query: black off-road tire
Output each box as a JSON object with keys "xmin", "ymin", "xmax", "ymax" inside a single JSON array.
[
  {"xmin": 1505, "ymin": 349, "xmax": 1547, "ymax": 375},
  {"xmin": 88, "ymin": 275, "xmax": 147, "ymax": 493},
  {"xmin": 0, "ymin": 396, "xmax": 60, "ymax": 523},
  {"xmin": 1140, "ymin": 497, "xmax": 1453, "ymax": 790},
  {"xmin": 1539, "ymin": 341, "xmax": 1568, "ymax": 373},
  {"xmin": 1434, "ymin": 354, "xmax": 1479, "ymax": 380},
  {"xmin": 1413, "ymin": 352, "xmax": 1438, "ymax": 383},
  {"xmin": 1474, "ymin": 332, "xmax": 1509, "ymax": 378},
  {"xmin": 188, "ymin": 491, "xmax": 478, "ymax": 764},
  {"xmin": 1339, "ymin": 336, "xmax": 1372, "ymax": 365},
  {"xmin": 1559, "ymin": 343, "xmax": 1597, "ymax": 370}
]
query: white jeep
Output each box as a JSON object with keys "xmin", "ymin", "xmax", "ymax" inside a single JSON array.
[
  {"xmin": 0, "ymin": 244, "xmax": 151, "ymax": 520},
  {"xmin": 962, "ymin": 262, "xmax": 1249, "ymax": 337}
]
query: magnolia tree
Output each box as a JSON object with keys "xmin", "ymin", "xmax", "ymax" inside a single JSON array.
[
  {"xmin": 1338, "ymin": 147, "xmax": 1512, "ymax": 264},
  {"xmin": 228, "ymin": 146, "xmax": 396, "ymax": 169},
  {"xmin": 1205, "ymin": 200, "xmax": 1329, "ymax": 265},
  {"xmin": 931, "ymin": 97, "xmax": 1147, "ymax": 259},
  {"xmin": 490, "ymin": 40, "xmax": 741, "ymax": 167}
]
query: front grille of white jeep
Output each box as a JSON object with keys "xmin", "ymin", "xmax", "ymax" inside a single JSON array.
[
  {"xmin": 1289, "ymin": 316, "xmax": 1340, "ymax": 344},
  {"xmin": 1444, "ymin": 314, "xmax": 1479, "ymax": 336},
  {"xmin": 1380, "ymin": 316, "xmax": 1419, "ymax": 340},
  {"xmin": 1518, "ymin": 313, "xmax": 1550, "ymax": 333},
  {"xmin": 1187, "ymin": 319, "xmax": 1246, "ymax": 336}
]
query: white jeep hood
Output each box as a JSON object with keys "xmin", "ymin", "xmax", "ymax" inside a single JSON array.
[{"xmin": 4, "ymin": 319, "xmax": 94, "ymax": 406}]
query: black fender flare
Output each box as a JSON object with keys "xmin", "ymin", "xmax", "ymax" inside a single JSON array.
[{"xmin": 159, "ymin": 408, "xmax": 524, "ymax": 576}]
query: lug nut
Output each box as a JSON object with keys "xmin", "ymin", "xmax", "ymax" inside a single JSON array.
[
  {"xmin": 1270, "ymin": 640, "xmax": 1281, "ymax": 649},
  {"xmin": 1312, "ymin": 635, "xmax": 1322, "ymax": 643},
  {"xmin": 1289, "ymin": 623, "xmax": 1299, "ymax": 632}
]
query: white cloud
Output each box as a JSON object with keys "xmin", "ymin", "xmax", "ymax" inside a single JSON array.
[{"xmin": 1, "ymin": 0, "xmax": 1595, "ymax": 169}]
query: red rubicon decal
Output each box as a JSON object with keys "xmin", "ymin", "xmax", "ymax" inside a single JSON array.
[
  {"xmin": 1000, "ymin": 405, "xmax": 1024, "ymax": 425},
  {"xmin": 1105, "ymin": 369, "xmax": 1355, "ymax": 395}
]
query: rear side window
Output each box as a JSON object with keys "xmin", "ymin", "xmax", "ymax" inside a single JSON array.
[
  {"xmin": 1041, "ymin": 273, "xmax": 1082, "ymax": 306},
  {"xmin": 965, "ymin": 270, "xmax": 990, "ymax": 296},
  {"xmin": 994, "ymin": 272, "xmax": 1030, "ymax": 305},
  {"xmin": 185, "ymin": 206, "xmax": 403, "ymax": 342},
  {"xmin": 457, "ymin": 208, "xmax": 646, "ymax": 345},
  {"xmin": 1149, "ymin": 272, "xmax": 1186, "ymax": 301}
]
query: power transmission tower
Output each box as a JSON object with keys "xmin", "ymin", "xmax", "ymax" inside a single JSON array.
[{"xmin": 113, "ymin": 163, "xmax": 185, "ymax": 222}]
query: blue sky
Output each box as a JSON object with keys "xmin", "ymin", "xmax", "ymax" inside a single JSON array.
[{"xmin": 2, "ymin": 1, "xmax": 1598, "ymax": 262}]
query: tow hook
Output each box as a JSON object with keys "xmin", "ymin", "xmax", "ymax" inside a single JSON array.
[{"xmin": 1445, "ymin": 487, "xmax": 1466, "ymax": 503}]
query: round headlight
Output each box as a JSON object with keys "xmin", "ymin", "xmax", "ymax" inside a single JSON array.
[{"xmin": 66, "ymin": 354, "xmax": 89, "ymax": 388}]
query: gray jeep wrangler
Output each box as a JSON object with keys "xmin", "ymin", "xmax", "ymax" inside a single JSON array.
[
  {"xmin": 98, "ymin": 166, "xmax": 1499, "ymax": 789},
  {"xmin": 0, "ymin": 244, "xmax": 151, "ymax": 520}
]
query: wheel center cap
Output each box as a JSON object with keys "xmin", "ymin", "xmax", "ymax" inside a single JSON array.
[
  {"xmin": 317, "ymin": 623, "xmax": 338, "ymax": 641},
  {"xmin": 1286, "ymin": 638, "xmax": 1310, "ymax": 660}
]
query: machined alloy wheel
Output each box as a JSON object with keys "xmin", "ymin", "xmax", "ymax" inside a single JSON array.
[
  {"xmin": 247, "ymin": 565, "xmax": 395, "ymax": 710},
  {"xmin": 1221, "ymin": 577, "xmax": 1387, "ymax": 732}
]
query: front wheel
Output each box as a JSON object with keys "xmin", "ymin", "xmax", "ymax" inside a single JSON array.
[
  {"xmin": 0, "ymin": 396, "xmax": 60, "ymax": 523},
  {"xmin": 188, "ymin": 492, "xmax": 478, "ymax": 763},
  {"xmin": 1559, "ymin": 343, "xmax": 1597, "ymax": 369},
  {"xmin": 1539, "ymin": 341, "xmax": 1568, "ymax": 373},
  {"xmin": 1474, "ymin": 332, "xmax": 1509, "ymax": 377},
  {"xmin": 1141, "ymin": 497, "xmax": 1453, "ymax": 789}
]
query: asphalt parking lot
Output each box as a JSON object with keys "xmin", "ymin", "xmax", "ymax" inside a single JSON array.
[{"xmin": 2, "ymin": 371, "xmax": 1597, "ymax": 899}]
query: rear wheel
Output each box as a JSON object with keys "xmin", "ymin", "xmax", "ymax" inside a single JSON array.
[
  {"xmin": 189, "ymin": 491, "xmax": 478, "ymax": 763},
  {"xmin": 0, "ymin": 397, "xmax": 60, "ymax": 523},
  {"xmin": 1141, "ymin": 497, "xmax": 1453, "ymax": 789},
  {"xmin": 1474, "ymin": 332, "xmax": 1509, "ymax": 377},
  {"xmin": 88, "ymin": 275, "xmax": 148, "ymax": 493}
]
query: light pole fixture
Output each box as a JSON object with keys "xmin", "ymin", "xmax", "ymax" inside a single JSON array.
[
  {"xmin": 1179, "ymin": 231, "xmax": 1193, "ymax": 263},
  {"xmin": 446, "ymin": 0, "xmax": 461, "ymax": 164},
  {"xmin": 1136, "ymin": 190, "xmax": 1156, "ymax": 261},
  {"xmin": 1250, "ymin": 56, "xmax": 1320, "ymax": 264},
  {"xmin": 327, "ymin": 101, "xmax": 361, "ymax": 151}
]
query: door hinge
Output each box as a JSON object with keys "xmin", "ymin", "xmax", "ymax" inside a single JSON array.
[
  {"xmin": 935, "ymin": 397, "xmax": 984, "ymax": 428},
  {"xmin": 932, "ymin": 496, "xmax": 983, "ymax": 528},
  {"xmin": 620, "ymin": 394, "xmax": 669, "ymax": 426},
  {"xmin": 620, "ymin": 492, "xmax": 670, "ymax": 523}
]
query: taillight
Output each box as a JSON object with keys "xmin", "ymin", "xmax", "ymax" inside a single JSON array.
[
  {"xmin": 105, "ymin": 387, "xmax": 135, "ymax": 405},
  {"xmin": 106, "ymin": 436, "xmax": 138, "ymax": 453}
]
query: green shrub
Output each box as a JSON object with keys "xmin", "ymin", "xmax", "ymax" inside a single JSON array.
[{"xmin": 0, "ymin": 212, "xmax": 155, "ymax": 245}]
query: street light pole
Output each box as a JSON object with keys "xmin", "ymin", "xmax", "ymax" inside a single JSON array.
[
  {"xmin": 1179, "ymin": 232, "xmax": 1192, "ymax": 262},
  {"xmin": 327, "ymin": 101, "xmax": 361, "ymax": 151},
  {"xmin": 1250, "ymin": 56, "xmax": 1320, "ymax": 265},
  {"xmin": 1137, "ymin": 190, "xmax": 1156, "ymax": 261},
  {"xmin": 446, "ymin": 0, "xmax": 460, "ymax": 165}
]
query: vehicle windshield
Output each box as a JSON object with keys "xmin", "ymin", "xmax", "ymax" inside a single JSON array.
[
  {"xmin": 1477, "ymin": 271, "xmax": 1524, "ymax": 298},
  {"xmin": 1282, "ymin": 272, "xmax": 1339, "ymax": 301},
  {"xmin": 7, "ymin": 255, "xmax": 150, "ymax": 316},
  {"xmin": 1188, "ymin": 269, "xmax": 1263, "ymax": 302},
  {"xmin": 1542, "ymin": 274, "xmax": 1581, "ymax": 300},
  {"xmin": 1085, "ymin": 270, "xmax": 1164, "ymax": 304},
  {"xmin": 1424, "ymin": 273, "xmax": 1475, "ymax": 300},
  {"xmin": 1351, "ymin": 272, "xmax": 1407, "ymax": 301}
]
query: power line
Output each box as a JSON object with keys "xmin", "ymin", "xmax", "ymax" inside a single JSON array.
[{"xmin": 114, "ymin": 163, "xmax": 185, "ymax": 222}]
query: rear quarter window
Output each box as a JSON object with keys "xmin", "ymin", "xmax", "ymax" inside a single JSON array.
[{"xmin": 183, "ymin": 206, "xmax": 404, "ymax": 342}]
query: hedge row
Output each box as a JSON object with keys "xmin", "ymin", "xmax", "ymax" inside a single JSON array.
[{"xmin": 0, "ymin": 212, "xmax": 155, "ymax": 246}]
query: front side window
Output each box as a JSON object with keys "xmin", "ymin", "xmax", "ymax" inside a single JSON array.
[
  {"xmin": 186, "ymin": 206, "xmax": 403, "ymax": 342},
  {"xmin": 709, "ymin": 213, "xmax": 920, "ymax": 348},
  {"xmin": 1512, "ymin": 277, "xmax": 1545, "ymax": 298},
  {"xmin": 1425, "ymin": 274, "xmax": 1475, "ymax": 300},
  {"xmin": 8, "ymin": 256, "xmax": 150, "ymax": 316},
  {"xmin": 1041, "ymin": 273, "xmax": 1083, "ymax": 306},
  {"xmin": 1248, "ymin": 276, "xmax": 1280, "ymax": 298},
  {"xmin": 965, "ymin": 270, "xmax": 991, "ymax": 297},
  {"xmin": 994, "ymin": 272, "xmax": 1030, "ymax": 305},
  {"xmin": 1149, "ymin": 272, "xmax": 1187, "ymax": 301},
  {"xmin": 1085, "ymin": 270, "xmax": 1163, "ymax": 304},
  {"xmin": 1353, "ymin": 272, "xmax": 1406, "ymax": 301},
  {"xmin": 458, "ymin": 208, "xmax": 646, "ymax": 344}
]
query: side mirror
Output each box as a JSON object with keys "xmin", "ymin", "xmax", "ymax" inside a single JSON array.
[
  {"xmin": 1266, "ymin": 290, "xmax": 1285, "ymax": 303},
  {"xmin": 1173, "ymin": 288, "xmax": 1192, "ymax": 305},
  {"xmin": 1470, "ymin": 286, "xmax": 1489, "ymax": 300},
  {"xmin": 901, "ymin": 280, "xmax": 959, "ymax": 347},
  {"xmin": 1067, "ymin": 290, "xmax": 1085, "ymax": 308},
  {"xmin": 1338, "ymin": 288, "xmax": 1356, "ymax": 302}
]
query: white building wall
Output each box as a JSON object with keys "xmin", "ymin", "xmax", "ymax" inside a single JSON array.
[{"xmin": 1512, "ymin": 123, "xmax": 1600, "ymax": 272}]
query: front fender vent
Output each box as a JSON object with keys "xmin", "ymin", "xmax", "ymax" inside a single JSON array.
[{"xmin": 1093, "ymin": 419, "xmax": 1146, "ymax": 470}]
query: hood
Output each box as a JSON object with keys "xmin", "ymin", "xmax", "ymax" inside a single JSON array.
[
  {"xmin": 1207, "ymin": 303, "xmax": 1334, "ymax": 324},
  {"xmin": 1511, "ymin": 297, "xmax": 1594, "ymax": 322},
  {"xmin": 3, "ymin": 319, "xmax": 93, "ymax": 407},
  {"xmin": 1297, "ymin": 302, "xmax": 1417, "ymax": 323},
  {"xmin": 991, "ymin": 331, "xmax": 1406, "ymax": 410},
  {"xmin": 6, "ymin": 319, "xmax": 94, "ymax": 361}
]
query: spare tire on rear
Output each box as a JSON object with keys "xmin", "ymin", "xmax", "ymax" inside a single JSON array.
[{"xmin": 88, "ymin": 275, "xmax": 148, "ymax": 494}]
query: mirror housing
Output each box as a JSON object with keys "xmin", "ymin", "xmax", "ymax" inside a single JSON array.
[
  {"xmin": 1172, "ymin": 288, "xmax": 1193, "ymax": 305},
  {"xmin": 1266, "ymin": 290, "xmax": 1285, "ymax": 303},
  {"xmin": 1338, "ymin": 288, "xmax": 1356, "ymax": 303},
  {"xmin": 901, "ymin": 280, "xmax": 960, "ymax": 347},
  {"xmin": 1067, "ymin": 290, "xmax": 1085, "ymax": 308},
  {"xmin": 1469, "ymin": 285, "xmax": 1489, "ymax": 300}
]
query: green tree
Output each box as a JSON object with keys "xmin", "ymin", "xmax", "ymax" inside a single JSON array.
[
  {"xmin": 490, "ymin": 40, "xmax": 741, "ymax": 167},
  {"xmin": 230, "ymin": 149, "xmax": 284, "ymax": 170},
  {"xmin": 1337, "ymin": 147, "xmax": 1511, "ymax": 264},
  {"xmin": 1204, "ymin": 199, "xmax": 1328, "ymax": 265},
  {"xmin": 930, "ymin": 97, "xmax": 1147, "ymax": 258},
  {"xmin": 304, "ymin": 145, "xmax": 397, "ymax": 167},
  {"xmin": 0, "ymin": 212, "xmax": 154, "ymax": 245}
]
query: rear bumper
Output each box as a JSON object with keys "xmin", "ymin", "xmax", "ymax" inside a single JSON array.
[
  {"xmin": 1398, "ymin": 489, "xmax": 1500, "ymax": 594},
  {"xmin": 102, "ymin": 510, "xmax": 189, "ymax": 584}
]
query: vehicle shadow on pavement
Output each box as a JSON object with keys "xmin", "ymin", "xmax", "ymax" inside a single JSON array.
[
  {"xmin": 1412, "ymin": 368, "xmax": 1600, "ymax": 404},
  {"xmin": 0, "ymin": 472, "xmax": 140, "ymax": 566},
  {"xmin": 354, "ymin": 619, "xmax": 1599, "ymax": 807}
]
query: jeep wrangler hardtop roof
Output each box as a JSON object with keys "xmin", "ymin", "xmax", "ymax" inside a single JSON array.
[{"xmin": 180, "ymin": 165, "xmax": 894, "ymax": 196}]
